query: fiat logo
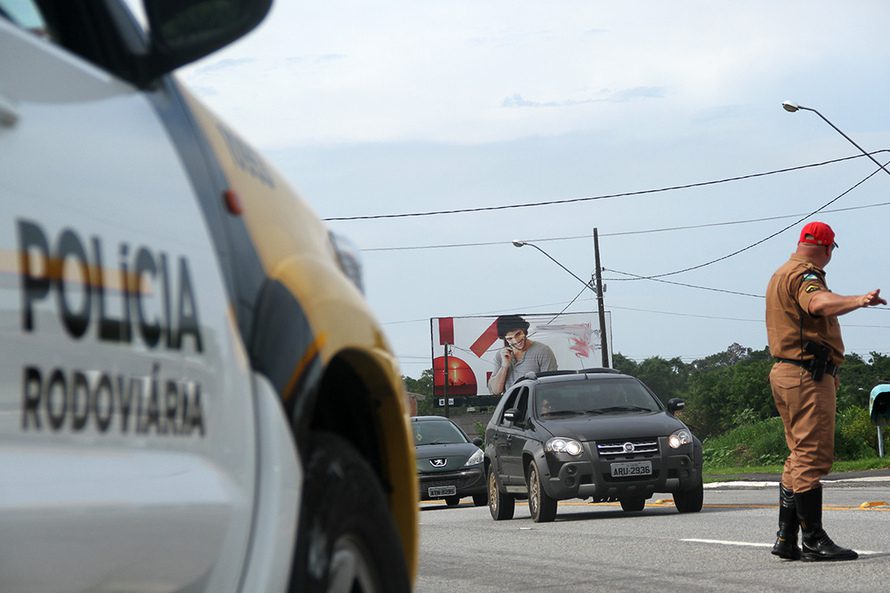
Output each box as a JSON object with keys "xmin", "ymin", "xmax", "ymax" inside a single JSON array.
[
  {"xmin": 623, "ymin": 442, "xmax": 635, "ymax": 453},
  {"xmin": 429, "ymin": 458, "xmax": 447, "ymax": 468}
]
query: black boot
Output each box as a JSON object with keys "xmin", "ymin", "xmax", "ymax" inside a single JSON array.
[
  {"xmin": 771, "ymin": 484, "xmax": 801, "ymax": 560},
  {"xmin": 794, "ymin": 487, "xmax": 858, "ymax": 562}
]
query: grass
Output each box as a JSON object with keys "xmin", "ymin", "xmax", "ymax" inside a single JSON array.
[{"xmin": 703, "ymin": 456, "xmax": 890, "ymax": 482}]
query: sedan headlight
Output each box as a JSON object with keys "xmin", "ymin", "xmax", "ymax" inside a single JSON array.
[
  {"xmin": 545, "ymin": 437, "xmax": 583, "ymax": 456},
  {"xmin": 464, "ymin": 448, "xmax": 484, "ymax": 466},
  {"xmin": 668, "ymin": 429, "xmax": 693, "ymax": 449}
]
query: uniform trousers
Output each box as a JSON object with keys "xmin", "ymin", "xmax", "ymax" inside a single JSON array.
[{"xmin": 769, "ymin": 361, "xmax": 836, "ymax": 493}]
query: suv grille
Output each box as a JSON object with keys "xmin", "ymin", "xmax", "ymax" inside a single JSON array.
[{"xmin": 596, "ymin": 438, "xmax": 659, "ymax": 459}]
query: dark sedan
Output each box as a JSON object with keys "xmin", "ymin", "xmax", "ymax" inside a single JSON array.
[{"xmin": 412, "ymin": 416, "xmax": 487, "ymax": 507}]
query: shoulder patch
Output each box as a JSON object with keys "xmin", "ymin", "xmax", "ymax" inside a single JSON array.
[
  {"xmin": 802, "ymin": 272, "xmax": 819, "ymax": 281},
  {"xmin": 805, "ymin": 284, "xmax": 820, "ymax": 293}
]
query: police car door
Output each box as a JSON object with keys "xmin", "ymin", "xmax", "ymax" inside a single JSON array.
[{"xmin": 0, "ymin": 6, "xmax": 256, "ymax": 593}]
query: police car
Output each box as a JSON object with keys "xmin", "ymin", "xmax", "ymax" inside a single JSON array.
[{"xmin": 0, "ymin": 1, "xmax": 417, "ymax": 592}]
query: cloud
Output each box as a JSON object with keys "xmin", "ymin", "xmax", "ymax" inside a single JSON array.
[
  {"xmin": 502, "ymin": 86, "xmax": 665, "ymax": 109},
  {"xmin": 285, "ymin": 54, "xmax": 348, "ymax": 66},
  {"xmin": 192, "ymin": 57, "xmax": 256, "ymax": 77}
]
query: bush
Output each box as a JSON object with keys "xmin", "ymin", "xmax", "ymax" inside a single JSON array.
[
  {"xmin": 703, "ymin": 405, "xmax": 886, "ymax": 468},
  {"xmin": 702, "ymin": 417, "xmax": 787, "ymax": 468},
  {"xmin": 835, "ymin": 406, "xmax": 877, "ymax": 460}
]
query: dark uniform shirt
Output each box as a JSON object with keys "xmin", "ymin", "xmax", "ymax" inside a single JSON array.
[{"xmin": 765, "ymin": 253, "xmax": 844, "ymax": 366}]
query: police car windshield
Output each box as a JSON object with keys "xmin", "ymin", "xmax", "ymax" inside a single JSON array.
[{"xmin": 536, "ymin": 378, "xmax": 660, "ymax": 417}]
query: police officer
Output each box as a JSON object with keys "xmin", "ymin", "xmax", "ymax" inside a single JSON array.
[{"xmin": 766, "ymin": 221, "xmax": 886, "ymax": 562}]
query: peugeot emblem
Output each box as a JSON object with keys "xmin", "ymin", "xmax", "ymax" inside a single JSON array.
[
  {"xmin": 623, "ymin": 442, "xmax": 635, "ymax": 453},
  {"xmin": 429, "ymin": 458, "xmax": 447, "ymax": 468}
]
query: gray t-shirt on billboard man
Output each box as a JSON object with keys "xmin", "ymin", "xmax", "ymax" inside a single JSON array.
[{"xmin": 491, "ymin": 341, "xmax": 557, "ymax": 394}]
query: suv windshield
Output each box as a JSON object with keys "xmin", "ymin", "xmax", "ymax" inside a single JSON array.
[
  {"xmin": 414, "ymin": 420, "xmax": 469, "ymax": 445},
  {"xmin": 536, "ymin": 378, "xmax": 661, "ymax": 417}
]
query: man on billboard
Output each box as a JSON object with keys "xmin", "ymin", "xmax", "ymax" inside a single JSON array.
[{"xmin": 487, "ymin": 315, "xmax": 557, "ymax": 395}]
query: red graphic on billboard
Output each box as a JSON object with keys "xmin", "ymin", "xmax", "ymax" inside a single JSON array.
[{"xmin": 433, "ymin": 355, "xmax": 477, "ymax": 396}]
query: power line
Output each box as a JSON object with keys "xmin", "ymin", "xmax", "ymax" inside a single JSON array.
[
  {"xmin": 607, "ymin": 158, "xmax": 890, "ymax": 281},
  {"xmin": 360, "ymin": 200, "xmax": 890, "ymax": 252},
  {"xmin": 324, "ymin": 151, "xmax": 887, "ymax": 221}
]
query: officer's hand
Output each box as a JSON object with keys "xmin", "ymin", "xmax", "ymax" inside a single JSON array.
[{"xmin": 863, "ymin": 289, "xmax": 887, "ymax": 307}]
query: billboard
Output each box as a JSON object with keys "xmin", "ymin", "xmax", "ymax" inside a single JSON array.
[{"xmin": 430, "ymin": 312, "xmax": 612, "ymax": 397}]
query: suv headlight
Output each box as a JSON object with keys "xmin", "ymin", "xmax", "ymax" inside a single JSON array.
[
  {"xmin": 464, "ymin": 448, "xmax": 484, "ymax": 466},
  {"xmin": 668, "ymin": 429, "xmax": 692, "ymax": 449},
  {"xmin": 545, "ymin": 437, "xmax": 583, "ymax": 456}
]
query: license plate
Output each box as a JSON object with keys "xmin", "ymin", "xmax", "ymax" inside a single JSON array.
[
  {"xmin": 428, "ymin": 485, "xmax": 457, "ymax": 497},
  {"xmin": 610, "ymin": 461, "xmax": 652, "ymax": 478}
]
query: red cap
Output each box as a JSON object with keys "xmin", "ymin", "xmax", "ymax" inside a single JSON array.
[{"xmin": 799, "ymin": 221, "xmax": 838, "ymax": 248}]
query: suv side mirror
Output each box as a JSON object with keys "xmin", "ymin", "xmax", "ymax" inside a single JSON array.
[
  {"xmin": 503, "ymin": 408, "xmax": 517, "ymax": 422},
  {"xmin": 667, "ymin": 398, "xmax": 685, "ymax": 414}
]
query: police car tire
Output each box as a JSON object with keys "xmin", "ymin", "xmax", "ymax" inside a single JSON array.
[{"xmin": 291, "ymin": 431, "xmax": 410, "ymax": 593}]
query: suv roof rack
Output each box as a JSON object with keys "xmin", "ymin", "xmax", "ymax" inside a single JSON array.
[
  {"xmin": 521, "ymin": 368, "xmax": 622, "ymax": 381},
  {"xmin": 578, "ymin": 367, "xmax": 622, "ymax": 374}
]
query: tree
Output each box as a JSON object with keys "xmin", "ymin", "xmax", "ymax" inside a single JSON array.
[{"xmin": 403, "ymin": 369, "xmax": 434, "ymax": 415}]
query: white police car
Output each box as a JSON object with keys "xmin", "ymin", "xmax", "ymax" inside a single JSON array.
[{"xmin": 0, "ymin": 1, "xmax": 417, "ymax": 592}]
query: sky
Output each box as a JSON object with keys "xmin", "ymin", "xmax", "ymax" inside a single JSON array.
[{"xmin": 175, "ymin": 0, "xmax": 890, "ymax": 377}]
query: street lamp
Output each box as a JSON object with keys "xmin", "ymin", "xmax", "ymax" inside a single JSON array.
[
  {"xmin": 782, "ymin": 101, "xmax": 890, "ymax": 178},
  {"xmin": 512, "ymin": 238, "xmax": 610, "ymax": 367}
]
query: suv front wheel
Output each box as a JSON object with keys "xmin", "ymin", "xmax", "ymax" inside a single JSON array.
[
  {"xmin": 673, "ymin": 478, "xmax": 704, "ymax": 513},
  {"xmin": 487, "ymin": 468, "xmax": 515, "ymax": 521},
  {"xmin": 527, "ymin": 461, "xmax": 557, "ymax": 523}
]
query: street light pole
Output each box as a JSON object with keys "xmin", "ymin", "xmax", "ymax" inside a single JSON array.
[
  {"xmin": 782, "ymin": 101, "xmax": 890, "ymax": 178},
  {"xmin": 512, "ymin": 238, "xmax": 610, "ymax": 367}
]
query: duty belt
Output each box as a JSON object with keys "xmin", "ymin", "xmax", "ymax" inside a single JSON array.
[{"xmin": 775, "ymin": 357, "xmax": 839, "ymax": 378}]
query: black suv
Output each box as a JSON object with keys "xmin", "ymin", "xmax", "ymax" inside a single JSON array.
[
  {"xmin": 413, "ymin": 416, "xmax": 488, "ymax": 507},
  {"xmin": 484, "ymin": 369, "xmax": 703, "ymax": 522}
]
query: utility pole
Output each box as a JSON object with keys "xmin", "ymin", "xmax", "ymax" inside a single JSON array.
[
  {"xmin": 443, "ymin": 343, "xmax": 450, "ymax": 417},
  {"xmin": 593, "ymin": 228, "xmax": 609, "ymax": 367}
]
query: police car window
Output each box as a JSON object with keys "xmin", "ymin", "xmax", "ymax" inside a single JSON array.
[{"xmin": 0, "ymin": 0, "xmax": 51, "ymax": 39}]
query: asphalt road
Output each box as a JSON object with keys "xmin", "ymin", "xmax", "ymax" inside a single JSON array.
[{"xmin": 415, "ymin": 473, "xmax": 890, "ymax": 593}]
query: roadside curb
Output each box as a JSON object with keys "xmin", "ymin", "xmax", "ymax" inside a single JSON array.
[{"xmin": 705, "ymin": 469, "xmax": 890, "ymax": 489}]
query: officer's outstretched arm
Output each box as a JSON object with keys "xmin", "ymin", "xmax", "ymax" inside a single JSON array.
[{"xmin": 808, "ymin": 288, "xmax": 886, "ymax": 317}]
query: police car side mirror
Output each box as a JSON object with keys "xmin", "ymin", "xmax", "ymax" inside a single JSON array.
[{"xmin": 142, "ymin": 0, "xmax": 273, "ymax": 81}]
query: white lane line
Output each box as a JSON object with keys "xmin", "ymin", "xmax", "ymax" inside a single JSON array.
[
  {"xmin": 682, "ymin": 538, "xmax": 771, "ymax": 548},
  {"xmin": 681, "ymin": 539, "xmax": 884, "ymax": 555}
]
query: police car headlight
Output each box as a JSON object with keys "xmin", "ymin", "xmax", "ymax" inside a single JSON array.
[
  {"xmin": 464, "ymin": 448, "xmax": 484, "ymax": 466},
  {"xmin": 328, "ymin": 231, "xmax": 364, "ymax": 294},
  {"xmin": 545, "ymin": 437, "xmax": 583, "ymax": 456},
  {"xmin": 668, "ymin": 429, "xmax": 692, "ymax": 449}
]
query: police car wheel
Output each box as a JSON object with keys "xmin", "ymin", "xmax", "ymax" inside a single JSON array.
[{"xmin": 291, "ymin": 431, "xmax": 410, "ymax": 593}]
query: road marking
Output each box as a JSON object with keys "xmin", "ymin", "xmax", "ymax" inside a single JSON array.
[
  {"xmin": 683, "ymin": 538, "xmax": 771, "ymax": 548},
  {"xmin": 681, "ymin": 539, "xmax": 884, "ymax": 556}
]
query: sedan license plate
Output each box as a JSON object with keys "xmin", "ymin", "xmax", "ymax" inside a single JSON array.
[
  {"xmin": 610, "ymin": 461, "xmax": 652, "ymax": 478},
  {"xmin": 428, "ymin": 485, "xmax": 457, "ymax": 497}
]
